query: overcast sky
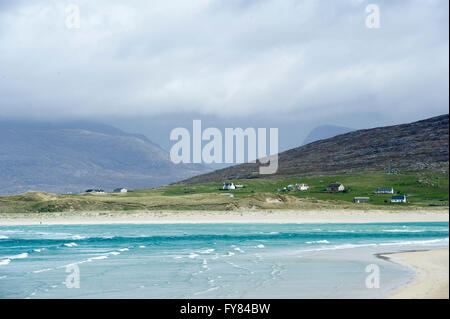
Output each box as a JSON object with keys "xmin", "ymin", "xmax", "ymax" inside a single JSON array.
[{"xmin": 0, "ymin": 0, "xmax": 448, "ymax": 150}]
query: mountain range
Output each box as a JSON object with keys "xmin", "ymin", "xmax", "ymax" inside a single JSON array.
[
  {"xmin": 0, "ymin": 121, "xmax": 210, "ymax": 195},
  {"xmin": 1, "ymin": 115, "xmax": 448, "ymax": 195}
]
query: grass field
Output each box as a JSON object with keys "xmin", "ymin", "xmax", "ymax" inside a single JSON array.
[
  {"xmin": 0, "ymin": 172, "xmax": 448, "ymax": 214},
  {"xmin": 159, "ymin": 172, "xmax": 449, "ymax": 205}
]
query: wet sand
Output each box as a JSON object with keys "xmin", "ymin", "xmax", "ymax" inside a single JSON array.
[{"xmin": 383, "ymin": 249, "xmax": 449, "ymax": 299}]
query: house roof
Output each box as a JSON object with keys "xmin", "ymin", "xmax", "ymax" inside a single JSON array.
[
  {"xmin": 328, "ymin": 183, "xmax": 343, "ymax": 187},
  {"xmin": 391, "ymin": 195, "xmax": 406, "ymax": 199}
]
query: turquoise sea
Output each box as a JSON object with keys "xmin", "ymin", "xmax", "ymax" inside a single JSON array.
[{"xmin": 0, "ymin": 222, "xmax": 448, "ymax": 298}]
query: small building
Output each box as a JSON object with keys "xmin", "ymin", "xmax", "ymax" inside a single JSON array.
[
  {"xmin": 114, "ymin": 188, "xmax": 128, "ymax": 193},
  {"xmin": 235, "ymin": 184, "xmax": 245, "ymax": 189},
  {"xmin": 222, "ymin": 182, "xmax": 236, "ymax": 190},
  {"xmin": 391, "ymin": 195, "xmax": 407, "ymax": 203},
  {"xmin": 296, "ymin": 183, "xmax": 310, "ymax": 191},
  {"xmin": 326, "ymin": 183, "xmax": 345, "ymax": 192},
  {"xmin": 85, "ymin": 189, "xmax": 104, "ymax": 194},
  {"xmin": 354, "ymin": 197, "xmax": 370, "ymax": 203},
  {"xmin": 375, "ymin": 187, "xmax": 394, "ymax": 194}
]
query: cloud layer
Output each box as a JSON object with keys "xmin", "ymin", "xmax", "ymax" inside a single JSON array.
[{"xmin": 0, "ymin": 0, "xmax": 448, "ymax": 120}]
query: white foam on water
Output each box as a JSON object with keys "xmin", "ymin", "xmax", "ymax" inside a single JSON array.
[
  {"xmin": 226, "ymin": 252, "xmax": 235, "ymax": 256},
  {"xmin": 108, "ymin": 251, "xmax": 120, "ymax": 256},
  {"xmin": 72, "ymin": 235, "xmax": 86, "ymax": 239},
  {"xmin": 1, "ymin": 252, "xmax": 29, "ymax": 267},
  {"xmin": 64, "ymin": 243, "xmax": 78, "ymax": 247},
  {"xmin": 0, "ymin": 259, "xmax": 11, "ymax": 266},
  {"xmin": 382, "ymin": 229, "xmax": 427, "ymax": 233},
  {"xmin": 189, "ymin": 253, "xmax": 199, "ymax": 259},
  {"xmin": 33, "ymin": 249, "xmax": 42, "ymax": 252},
  {"xmin": 0, "ymin": 275, "xmax": 7, "ymax": 279},
  {"xmin": 88, "ymin": 255, "xmax": 109, "ymax": 261},
  {"xmin": 301, "ymin": 243, "xmax": 377, "ymax": 253},
  {"xmin": 118, "ymin": 248, "xmax": 129, "ymax": 252},
  {"xmin": 198, "ymin": 249, "xmax": 215, "ymax": 254},
  {"xmin": 9, "ymin": 253, "xmax": 28, "ymax": 259},
  {"xmin": 378, "ymin": 238, "xmax": 449, "ymax": 247},
  {"xmin": 33, "ymin": 268, "xmax": 52, "ymax": 273},
  {"xmin": 139, "ymin": 246, "xmax": 146, "ymax": 248},
  {"xmin": 305, "ymin": 240, "xmax": 330, "ymax": 244},
  {"xmin": 330, "ymin": 230, "xmax": 355, "ymax": 233},
  {"xmin": 256, "ymin": 244, "xmax": 265, "ymax": 248},
  {"xmin": 299, "ymin": 237, "xmax": 449, "ymax": 254},
  {"xmin": 60, "ymin": 251, "xmax": 117, "ymax": 268},
  {"xmin": 0, "ymin": 235, "xmax": 8, "ymax": 239}
]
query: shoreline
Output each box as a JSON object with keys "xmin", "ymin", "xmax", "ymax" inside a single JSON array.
[
  {"xmin": 381, "ymin": 249, "xmax": 449, "ymax": 299},
  {"xmin": 0, "ymin": 209, "xmax": 448, "ymax": 225}
]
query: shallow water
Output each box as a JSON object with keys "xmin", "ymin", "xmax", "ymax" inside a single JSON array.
[{"xmin": 0, "ymin": 222, "xmax": 448, "ymax": 298}]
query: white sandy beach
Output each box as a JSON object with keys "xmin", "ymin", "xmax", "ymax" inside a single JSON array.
[
  {"xmin": 383, "ymin": 249, "xmax": 449, "ymax": 299},
  {"xmin": 0, "ymin": 209, "xmax": 448, "ymax": 225}
]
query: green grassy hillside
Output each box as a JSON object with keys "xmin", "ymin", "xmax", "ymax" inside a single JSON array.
[
  {"xmin": 161, "ymin": 172, "xmax": 449, "ymax": 206},
  {"xmin": 0, "ymin": 172, "xmax": 448, "ymax": 214}
]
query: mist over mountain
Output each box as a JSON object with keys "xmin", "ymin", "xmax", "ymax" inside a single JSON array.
[
  {"xmin": 181, "ymin": 114, "xmax": 449, "ymax": 184},
  {"xmin": 0, "ymin": 121, "xmax": 210, "ymax": 195},
  {"xmin": 302, "ymin": 125, "xmax": 355, "ymax": 145}
]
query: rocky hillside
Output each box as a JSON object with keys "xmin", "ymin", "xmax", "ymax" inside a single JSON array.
[
  {"xmin": 302, "ymin": 125, "xmax": 355, "ymax": 145},
  {"xmin": 0, "ymin": 121, "xmax": 210, "ymax": 195},
  {"xmin": 181, "ymin": 114, "xmax": 449, "ymax": 184}
]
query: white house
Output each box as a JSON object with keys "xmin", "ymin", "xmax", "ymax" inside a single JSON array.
[
  {"xmin": 114, "ymin": 188, "xmax": 128, "ymax": 193},
  {"xmin": 391, "ymin": 195, "xmax": 407, "ymax": 203},
  {"xmin": 222, "ymin": 182, "xmax": 236, "ymax": 190},
  {"xmin": 375, "ymin": 187, "xmax": 394, "ymax": 194},
  {"xmin": 326, "ymin": 183, "xmax": 345, "ymax": 192},
  {"xmin": 296, "ymin": 183, "xmax": 310, "ymax": 191}
]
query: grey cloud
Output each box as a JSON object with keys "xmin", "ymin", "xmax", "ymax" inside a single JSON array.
[{"xmin": 0, "ymin": 0, "xmax": 448, "ymax": 124}]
